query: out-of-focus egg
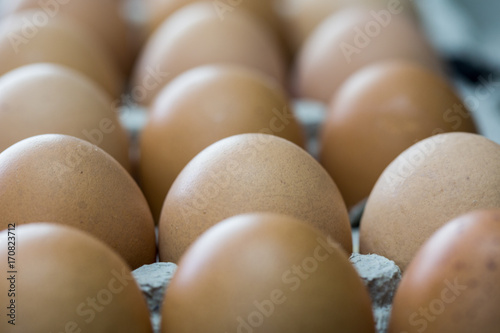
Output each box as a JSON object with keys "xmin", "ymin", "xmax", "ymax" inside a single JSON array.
[
  {"xmin": 0, "ymin": 134, "xmax": 156, "ymax": 269},
  {"xmin": 389, "ymin": 209, "xmax": 500, "ymax": 333},
  {"xmin": 3, "ymin": 0, "xmax": 134, "ymax": 73},
  {"xmin": 0, "ymin": 63, "xmax": 130, "ymax": 171},
  {"xmin": 0, "ymin": 10, "xmax": 123, "ymax": 98},
  {"xmin": 140, "ymin": 65, "xmax": 305, "ymax": 221},
  {"xmin": 360, "ymin": 132, "xmax": 500, "ymax": 271},
  {"xmin": 144, "ymin": 0, "xmax": 281, "ymax": 38},
  {"xmin": 161, "ymin": 213, "xmax": 375, "ymax": 333},
  {"xmin": 319, "ymin": 60, "xmax": 476, "ymax": 209},
  {"xmin": 275, "ymin": 0, "xmax": 416, "ymax": 54},
  {"xmin": 0, "ymin": 223, "xmax": 153, "ymax": 333},
  {"xmin": 132, "ymin": 2, "xmax": 286, "ymax": 105},
  {"xmin": 159, "ymin": 133, "xmax": 351, "ymax": 263},
  {"xmin": 295, "ymin": 6, "xmax": 441, "ymax": 103}
]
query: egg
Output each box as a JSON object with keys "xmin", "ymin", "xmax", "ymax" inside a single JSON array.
[
  {"xmin": 4, "ymin": 0, "xmax": 134, "ymax": 74},
  {"xmin": 275, "ymin": 0, "xmax": 416, "ymax": 54},
  {"xmin": 132, "ymin": 2, "xmax": 286, "ymax": 105},
  {"xmin": 319, "ymin": 60, "xmax": 477, "ymax": 209},
  {"xmin": 140, "ymin": 64, "xmax": 305, "ymax": 220},
  {"xmin": 159, "ymin": 133, "xmax": 351, "ymax": 263},
  {"xmin": 144, "ymin": 0, "xmax": 281, "ymax": 38},
  {"xmin": 0, "ymin": 223, "xmax": 152, "ymax": 332},
  {"xmin": 161, "ymin": 213, "xmax": 375, "ymax": 333},
  {"xmin": 0, "ymin": 10, "xmax": 123, "ymax": 98},
  {"xmin": 389, "ymin": 209, "xmax": 500, "ymax": 333},
  {"xmin": 0, "ymin": 134, "xmax": 156, "ymax": 269},
  {"xmin": 295, "ymin": 6, "xmax": 441, "ymax": 102},
  {"xmin": 360, "ymin": 132, "xmax": 500, "ymax": 271},
  {"xmin": 0, "ymin": 63, "xmax": 130, "ymax": 171}
]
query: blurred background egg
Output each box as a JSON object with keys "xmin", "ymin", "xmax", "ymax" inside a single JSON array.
[
  {"xmin": 0, "ymin": 63, "xmax": 131, "ymax": 171},
  {"xmin": 144, "ymin": 0, "xmax": 281, "ymax": 40},
  {"xmin": 0, "ymin": 134, "xmax": 156, "ymax": 269},
  {"xmin": 159, "ymin": 133, "xmax": 351, "ymax": 263},
  {"xmin": 161, "ymin": 213, "xmax": 375, "ymax": 333},
  {"xmin": 132, "ymin": 2, "xmax": 286, "ymax": 105},
  {"xmin": 139, "ymin": 64, "xmax": 304, "ymax": 221},
  {"xmin": 2, "ymin": 0, "xmax": 135, "ymax": 74},
  {"xmin": 0, "ymin": 10, "xmax": 123, "ymax": 98},
  {"xmin": 360, "ymin": 132, "xmax": 500, "ymax": 271},
  {"xmin": 389, "ymin": 209, "xmax": 500, "ymax": 333},
  {"xmin": 294, "ymin": 6, "xmax": 441, "ymax": 103},
  {"xmin": 275, "ymin": 0, "xmax": 416, "ymax": 55},
  {"xmin": 319, "ymin": 60, "xmax": 476, "ymax": 209},
  {"xmin": 0, "ymin": 223, "xmax": 153, "ymax": 333}
]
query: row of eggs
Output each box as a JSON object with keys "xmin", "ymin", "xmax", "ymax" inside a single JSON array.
[{"xmin": 0, "ymin": 0, "xmax": 499, "ymax": 332}]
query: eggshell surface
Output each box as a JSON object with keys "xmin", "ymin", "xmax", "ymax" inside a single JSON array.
[
  {"xmin": 360, "ymin": 132, "xmax": 500, "ymax": 271},
  {"xmin": 320, "ymin": 60, "xmax": 476, "ymax": 209},
  {"xmin": 132, "ymin": 2, "xmax": 286, "ymax": 105},
  {"xmin": 161, "ymin": 213, "xmax": 375, "ymax": 333},
  {"xmin": 0, "ymin": 223, "xmax": 153, "ymax": 333},
  {"xmin": 0, "ymin": 63, "xmax": 131, "ymax": 171},
  {"xmin": 389, "ymin": 209, "xmax": 500, "ymax": 333},
  {"xmin": 0, "ymin": 134, "xmax": 156, "ymax": 269},
  {"xmin": 140, "ymin": 65, "xmax": 304, "ymax": 220},
  {"xmin": 0, "ymin": 10, "xmax": 123, "ymax": 98},
  {"xmin": 295, "ymin": 7, "xmax": 441, "ymax": 102},
  {"xmin": 159, "ymin": 133, "xmax": 351, "ymax": 263}
]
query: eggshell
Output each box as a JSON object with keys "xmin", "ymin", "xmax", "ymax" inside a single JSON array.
[
  {"xmin": 0, "ymin": 134, "xmax": 156, "ymax": 269},
  {"xmin": 0, "ymin": 223, "xmax": 153, "ymax": 333},
  {"xmin": 0, "ymin": 63, "xmax": 130, "ymax": 171},
  {"xmin": 4, "ymin": 0, "xmax": 134, "ymax": 73},
  {"xmin": 145, "ymin": 0, "xmax": 281, "ymax": 38},
  {"xmin": 132, "ymin": 2, "xmax": 286, "ymax": 105},
  {"xmin": 0, "ymin": 10, "xmax": 123, "ymax": 98},
  {"xmin": 159, "ymin": 133, "xmax": 351, "ymax": 263},
  {"xmin": 295, "ymin": 6, "xmax": 441, "ymax": 102},
  {"xmin": 319, "ymin": 60, "xmax": 476, "ymax": 209},
  {"xmin": 275, "ymin": 0, "xmax": 416, "ymax": 53},
  {"xmin": 161, "ymin": 213, "xmax": 375, "ymax": 333},
  {"xmin": 140, "ymin": 65, "xmax": 305, "ymax": 221},
  {"xmin": 389, "ymin": 209, "xmax": 500, "ymax": 333},
  {"xmin": 360, "ymin": 132, "xmax": 500, "ymax": 271}
]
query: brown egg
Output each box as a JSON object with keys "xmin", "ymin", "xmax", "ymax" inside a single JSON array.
[
  {"xmin": 0, "ymin": 10, "xmax": 123, "ymax": 98},
  {"xmin": 389, "ymin": 209, "xmax": 500, "ymax": 333},
  {"xmin": 145, "ymin": 0, "xmax": 281, "ymax": 37},
  {"xmin": 275, "ymin": 0, "xmax": 416, "ymax": 53},
  {"xmin": 140, "ymin": 64, "xmax": 305, "ymax": 221},
  {"xmin": 4, "ymin": 0, "xmax": 134, "ymax": 73},
  {"xmin": 0, "ymin": 134, "xmax": 156, "ymax": 269},
  {"xmin": 319, "ymin": 60, "xmax": 477, "ymax": 209},
  {"xmin": 0, "ymin": 223, "xmax": 152, "ymax": 332},
  {"xmin": 132, "ymin": 2, "xmax": 286, "ymax": 105},
  {"xmin": 0, "ymin": 63, "xmax": 130, "ymax": 171},
  {"xmin": 295, "ymin": 6, "xmax": 441, "ymax": 102},
  {"xmin": 360, "ymin": 132, "xmax": 500, "ymax": 271},
  {"xmin": 161, "ymin": 213, "xmax": 375, "ymax": 333},
  {"xmin": 159, "ymin": 133, "xmax": 351, "ymax": 263}
]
